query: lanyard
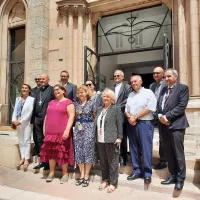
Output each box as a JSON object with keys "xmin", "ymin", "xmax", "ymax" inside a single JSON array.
[{"xmin": 99, "ymin": 109, "xmax": 108, "ymax": 130}]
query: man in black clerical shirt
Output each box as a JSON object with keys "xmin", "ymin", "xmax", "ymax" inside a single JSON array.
[{"xmin": 32, "ymin": 74, "xmax": 54, "ymax": 170}]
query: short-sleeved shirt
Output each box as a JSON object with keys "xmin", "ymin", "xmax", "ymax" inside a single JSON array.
[{"xmin": 125, "ymin": 87, "xmax": 157, "ymax": 120}]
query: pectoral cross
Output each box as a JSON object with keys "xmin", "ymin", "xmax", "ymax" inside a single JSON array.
[{"xmin": 39, "ymin": 101, "xmax": 42, "ymax": 105}]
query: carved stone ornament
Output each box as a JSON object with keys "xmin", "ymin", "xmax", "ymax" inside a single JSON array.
[{"xmin": 9, "ymin": 2, "xmax": 26, "ymax": 24}]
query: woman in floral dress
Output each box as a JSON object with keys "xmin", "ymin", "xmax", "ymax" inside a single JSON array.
[{"xmin": 74, "ymin": 85, "xmax": 96, "ymax": 187}]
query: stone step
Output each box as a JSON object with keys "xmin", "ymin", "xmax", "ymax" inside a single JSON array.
[{"xmin": 25, "ymin": 163, "xmax": 200, "ymax": 199}]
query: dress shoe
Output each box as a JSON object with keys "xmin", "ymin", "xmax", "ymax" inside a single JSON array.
[
  {"xmin": 144, "ymin": 177, "xmax": 152, "ymax": 184},
  {"xmin": 174, "ymin": 180, "xmax": 184, "ymax": 191},
  {"xmin": 161, "ymin": 176, "xmax": 176, "ymax": 185},
  {"xmin": 33, "ymin": 162, "xmax": 47, "ymax": 170},
  {"xmin": 31, "ymin": 152, "xmax": 39, "ymax": 157},
  {"xmin": 127, "ymin": 174, "xmax": 142, "ymax": 181},
  {"xmin": 154, "ymin": 162, "xmax": 167, "ymax": 170},
  {"xmin": 43, "ymin": 165, "xmax": 50, "ymax": 171}
]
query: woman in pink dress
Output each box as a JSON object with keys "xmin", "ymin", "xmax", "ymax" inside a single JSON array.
[{"xmin": 40, "ymin": 84, "xmax": 75, "ymax": 184}]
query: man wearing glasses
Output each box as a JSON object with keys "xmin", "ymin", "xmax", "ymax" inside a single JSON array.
[
  {"xmin": 111, "ymin": 70, "xmax": 131, "ymax": 166},
  {"xmin": 32, "ymin": 74, "xmax": 41, "ymax": 98},
  {"xmin": 60, "ymin": 71, "xmax": 77, "ymax": 101},
  {"xmin": 150, "ymin": 66, "xmax": 167, "ymax": 170}
]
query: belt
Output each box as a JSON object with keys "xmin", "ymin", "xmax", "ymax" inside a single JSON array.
[
  {"xmin": 77, "ymin": 119, "xmax": 93, "ymax": 123},
  {"xmin": 137, "ymin": 119, "xmax": 154, "ymax": 123}
]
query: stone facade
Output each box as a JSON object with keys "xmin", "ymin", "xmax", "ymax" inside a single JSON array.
[{"xmin": 0, "ymin": 0, "xmax": 200, "ymax": 142}]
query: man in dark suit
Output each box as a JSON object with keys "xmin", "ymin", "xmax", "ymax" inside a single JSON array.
[
  {"xmin": 60, "ymin": 70, "xmax": 77, "ymax": 101},
  {"xmin": 150, "ymin": 66, "xmax": 167, "ymax": 170},
  {"xmin": 157, "ymin": 69, "xmax": 189, "ymax": 191},
  {"xmin": 111, "ymin": 70, "xmax": 131, "ymax": 166},
  {"xmin": 32, "ymin": 74, "xmax": 55, "ymax": 170},
  {"xmin": 31, "ymin": 74, "xmax": 41, "ymax": 98}
]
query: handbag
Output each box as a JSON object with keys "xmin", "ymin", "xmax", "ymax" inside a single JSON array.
[{"xmin": 11, "ymin": 123, "xmax": 17, "ymax": 130}]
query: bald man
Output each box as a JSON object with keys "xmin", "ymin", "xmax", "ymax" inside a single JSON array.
[
  {"xmin": 150, "ymin": 66, "xmax": 167, "ymax": 170},
  {"xmin": 31, "ymin": 74, "xmax": 54, "ymax": 170}
]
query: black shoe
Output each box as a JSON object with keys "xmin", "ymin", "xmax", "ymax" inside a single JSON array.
[
  {"xmin": 33, "ymin": 162, "xmax": 47, "ymax": 170},
  {"xmin": 144, "ymin": 177, "xmax": 152, "ymax": 184},
  {"xmin": 161, "ymin": 176, "xmax": 176, "ymax": 185},
  {"xmin": 75, "ymin": 178, "xmax": 84, "ymax": 186},
  {"xmin": 127, "ymin": 174, "xmax": 142, "ymax": 181},
  {"xmin": 119, "ymin": 156, "xmax": 126, "ymax": 167},
  {"xmin": 43, "ymin": 165, "xmax": 50, "ymax": 171},
  {"xmin": 174, "ymin": 180, "xmax": 184, "ymax": 191},
  {"xmin": 154, "ymin": 162, "xmax": 167, "ymax": 170},
  {"xmin": 31, "ymin": 152, "xmax": 39, "ymax": 157}
]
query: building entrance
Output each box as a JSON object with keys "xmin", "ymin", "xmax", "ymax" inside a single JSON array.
[{"xmin": 84, "ymin": 5, "xmax": 172, "ymax": 90}]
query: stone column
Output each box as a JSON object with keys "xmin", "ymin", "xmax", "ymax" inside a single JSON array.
[
  {"xmin": 190, "ymin": 0, "xmax": 200, "ymax": 96},
  {"xmin": 178, "ymin": 0, "xmax": 188, "ymax": 85},
  {"xmin": 77, "ymin": 6, "xmax": 85, "ymax": 85},
  {"xmin": 67, "ymin": 6, "xmax": 74, "ymax": 79}
]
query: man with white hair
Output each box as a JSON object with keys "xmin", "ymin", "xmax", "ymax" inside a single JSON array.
[
  {"xmin": 111, "ymin": 70, "xmax": 131, "ymax": 166},
  {"xmin": 157, "ymin": 69, "xmax": 189, "ymax": 191},
  {"xmin": 125, "ymin": 75, "xmax": 157, "ymax": 184}
]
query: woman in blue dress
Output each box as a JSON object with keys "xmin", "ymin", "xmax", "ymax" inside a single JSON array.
[{"xmin": 74, "ymin": 85, "xmax": 96, "ymax": 187}]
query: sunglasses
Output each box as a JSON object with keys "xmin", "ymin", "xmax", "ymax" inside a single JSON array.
[
  {"xmin": 35, "ymin": 78, "xmax": 40, "ymax": 81},
  {"xmin": 85, "ymin": 83, "xmax": 92, "ymax": 87},
  {"xmin": 153, "ymin": 72, "xmax": 161, "ymax": 75},
  {"xmin": 114, "ymin": 75, "xmax": 120, "ymax": 78}
]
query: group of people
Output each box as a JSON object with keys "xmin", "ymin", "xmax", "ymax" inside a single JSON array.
[{"xmin": 12, "ymin": 67, "xmax": 189, "ymax": 192}]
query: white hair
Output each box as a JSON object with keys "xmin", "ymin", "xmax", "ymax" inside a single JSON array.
[
  {"xmin": 102, "ymin": 88, "xmax": 117, "ymax": 104},
  {"xmin": 131, "ymin": 75, "xmax": 143, "ymax": 81},
  {"xmin": 165, "ymin": 68, "xmax": 178, "ymax": 78},
  {"xmin": 114, "ymin": 70, "xmax": 124, "ymax": 77}
]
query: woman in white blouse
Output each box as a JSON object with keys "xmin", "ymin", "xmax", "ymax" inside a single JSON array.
[
  {"xmin": 12, "ymin": 84, "xmax": 34, "ymax": 171},
  {"xmin": 96, "ymin": 88, "xmax": 123, "ymax": 193}
]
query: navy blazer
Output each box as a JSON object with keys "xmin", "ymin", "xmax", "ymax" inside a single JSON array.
[
  {"xmin": 64, "ymin": 82, "xmax": 77, "ymax": 101},
  {"xmin": 157, "ymin": 83, "xmax": 189, "ymax": 130}
]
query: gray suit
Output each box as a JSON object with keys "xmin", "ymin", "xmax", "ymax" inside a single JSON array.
[
  {"xmin": 149, "ymin": 80, "xmax": 167, "ymax": 164},
  {"xmin": 96, "ymin": 105, "xmax": 123, "ymax": 185},
  {"xmin": 64, "ymin": 82, "xmax": 77, "ymax": 101},
  {"xmin": 111, "ymin": 83, "xmax": 131, "ymax": 164}
]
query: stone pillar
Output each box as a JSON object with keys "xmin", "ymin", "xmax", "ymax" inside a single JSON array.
[
  {"xmin": 67, "ymin": 6, "xmax": 74, "ymax": 79},
  {"xmin": 26, "ymin": 1, "xmax": 50, "ymax": 86},
  {"xmin": 190, "ymin": 0, "xmax": 200, "ymax": 96},
  {"xmin": 178, "ymin": 0, "xmax": 188, "ymax": 85},
  {"xmin": 77, "ymin": 6, "xmax": 85, "ymax": 85}
]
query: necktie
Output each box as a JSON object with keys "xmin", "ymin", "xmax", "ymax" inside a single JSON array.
[{"xmin": 164, "ymin": 88, "xmax": 172, "ymax": 108}]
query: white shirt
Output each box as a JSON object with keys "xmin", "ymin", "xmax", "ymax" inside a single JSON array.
[
  {"xmin": 125, "ymin": 87, "xmax": 157, "ymax": 120},
  {"xmin": 97, "ymin": 110, "xmax": 107, "ymax": 143},
  {"xmin": 115, "ymin": 82, "xmax": 122, "ymax": 99}
]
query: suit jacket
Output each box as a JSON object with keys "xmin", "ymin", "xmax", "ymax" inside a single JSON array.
[
  {"xmin": 64, "ymin": 82, "xmax": 77, "ymax": 101},
  {"xmin": 111, "ymin": 83, "xmax": 131, "ymax": 113},
  {"xmin": 96, "ymin": 104, "xmax": 123, "ymax": 143},
  {"xmin": 31, "ymin": 87, "xmax": 40, "ymax": 98},
  {"xmin": 31, "ymin": 85, "xmax": 54, "ymax": 123},
  {"xmin": 157, "ymin": 83, "xmax": 189, "ymax": 130},
  {"xmin": 150, "ymin": 80, "xmax": 167, "ymax": 95},
  {"xmin": 12, "ymin": 96, "xmax": 35, "ymax": 124}
]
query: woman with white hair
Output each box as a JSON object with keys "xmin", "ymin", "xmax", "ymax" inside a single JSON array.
[{"xmin": 96, "ymin": 88, "xmax": 123, "ymax": 193}]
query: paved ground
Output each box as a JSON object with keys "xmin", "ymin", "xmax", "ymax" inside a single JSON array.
[{"xmin": 0, "ymin": 167, "xmax": 199, "ymax": 200}]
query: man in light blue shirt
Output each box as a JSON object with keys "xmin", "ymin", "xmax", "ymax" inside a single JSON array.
[{"xmin": 125, "ymin": 75, "xmax": 157, "ymax": 184}]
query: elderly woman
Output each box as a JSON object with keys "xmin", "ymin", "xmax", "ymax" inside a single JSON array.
[
  {"xmin": 12, "ymin": 84, "xmax": 34, "ymax": 171},
  {"xmin": 74, "ymin": 85, "xmax": 97, "ymax": 187},
  {"xmin": 96, "ymin": 88, "xmax": 123, "ymax": 193},
  {"xmin": 85, "ymin": 80, "xmax": 103, "ymax": 110}
]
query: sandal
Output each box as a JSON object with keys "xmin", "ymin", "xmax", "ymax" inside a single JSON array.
[
  {"xmin": 16, "ymin": 160, "xmax": 24, "ymax": 170},
  {"xmin": 98, "ymin": 182, "xmax": 108, "ymax": 191},
  {"xmin": 23, "ymin": 162, "xmax": 29, "ymax": 172},
  {"xmin": 75, "ymin": 178, "xmax": 84, "ymax": 186},
  {"xmin": 82, "ymin": 179, "xmax": 89, "ymax": 187},
  {"xmin": 107, "ymin": 185, "xmax": 116, "ymax": 193}
]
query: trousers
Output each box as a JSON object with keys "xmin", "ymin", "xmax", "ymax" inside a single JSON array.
[
  {"xmin": 17, "ymin": 123, "xmax": 32, "ymax": 160},
  {"xmin": 127, "ymin": 121, "xmax": 154, "ymax": 177},
  {"xmin": 97, "ymin": 142, "xmax": 119, "ymax": 185}
]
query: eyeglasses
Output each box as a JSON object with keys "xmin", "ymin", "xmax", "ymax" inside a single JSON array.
[
  {"xmin": 61, "ymin": 76, "xmax": 69, "ymax": 78},
  {"xmin": 85, "ymin": 84, "xmax": 92, "ymax": 87},
  {"xmin": 35, "ymin": 78, "xmax": 40, "ymax": 81},
  {"xmin": 153, "ymin": 72, "xmax": 161, "ymax": 75},
  {"xmin": 114, "ymin": 75, "xmax": 120, "ymax": 78}
]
